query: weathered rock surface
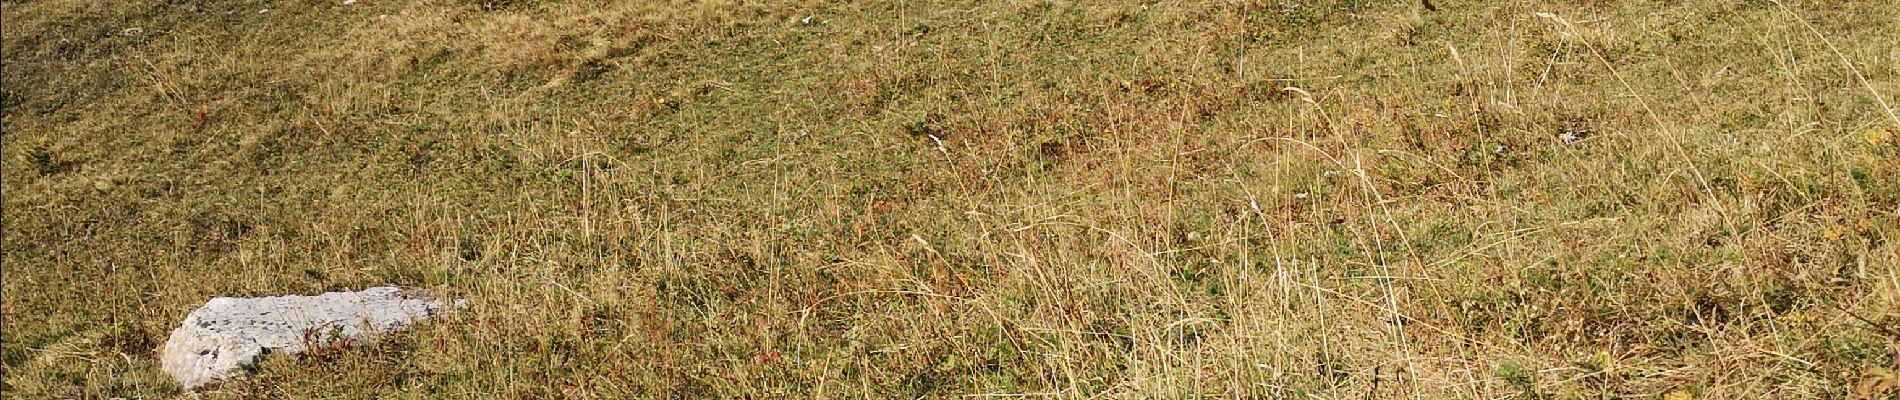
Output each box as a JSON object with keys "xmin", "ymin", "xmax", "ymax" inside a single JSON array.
[{"xmin": 160, "ymin": 286, "xmax": 459, "ymax": 390}]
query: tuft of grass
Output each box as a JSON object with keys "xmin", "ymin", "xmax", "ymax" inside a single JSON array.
[{"xmin": 20, "ymin": 143, "xmax": 55, "ymax": 176}]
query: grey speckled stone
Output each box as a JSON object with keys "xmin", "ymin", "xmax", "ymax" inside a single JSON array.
[{"xmin": 159, "ymin": 286, "xmax": 460, "ymax": 390}]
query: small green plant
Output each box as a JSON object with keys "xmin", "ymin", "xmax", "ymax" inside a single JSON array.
[
  {"xmin": 22, "ymin": 144, "xmax": 54, "ymax": 175},
  {"xmin": 1497, "ymin": 362, "xmax": 1539, "ymax": 399}
]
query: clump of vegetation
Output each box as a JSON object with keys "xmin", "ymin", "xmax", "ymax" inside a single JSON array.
[
  {"xmin": 1496, "ymin": 362, "xmax": 1539, "ymax": 399},
  {"xmin": 3, "ymin": 0, "xmax": 1896, "ymax": 398},
  {"xmin": 20, "ymin": 143, "xmax": 55, "ymax": 176}
]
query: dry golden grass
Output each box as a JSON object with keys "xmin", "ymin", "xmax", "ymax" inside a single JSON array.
[{"xmin": 3, "ymin": 0, "xmax": 1897, "ymax": 398}]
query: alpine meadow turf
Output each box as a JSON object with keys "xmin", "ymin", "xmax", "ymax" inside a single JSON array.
[{"xmin": 3, "ymin": 0, "xmax": 1898, "ymax": 398}]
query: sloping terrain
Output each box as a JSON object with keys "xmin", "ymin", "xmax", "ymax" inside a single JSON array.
[{"xmin": 3, "ymin": 0, "xmax": 1897, "ymax": 398}]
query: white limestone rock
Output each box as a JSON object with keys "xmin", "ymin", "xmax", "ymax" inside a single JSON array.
[{"xmin": 160, "ymin": 286, "xmax": 459, "ymax": 390}]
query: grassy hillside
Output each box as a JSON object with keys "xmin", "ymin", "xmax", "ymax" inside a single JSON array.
[{"xmin": 3, "ymin": 0, "xmax": 1897, "ymax": 398}]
